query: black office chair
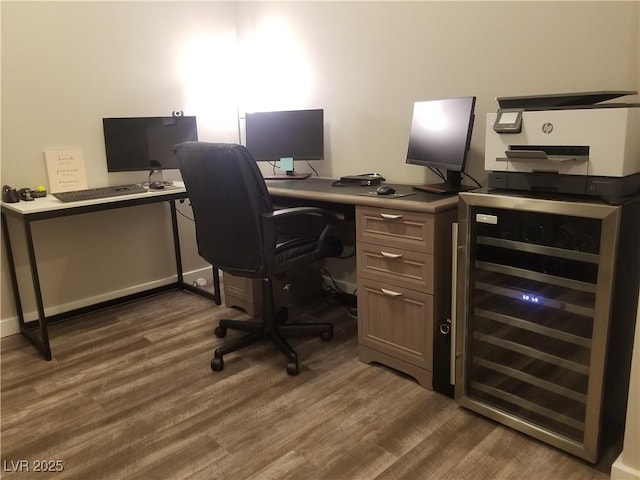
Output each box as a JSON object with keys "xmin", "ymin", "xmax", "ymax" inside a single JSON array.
[{"xmin": 174, "ymin": 142, "xmax": 343, "ymax": 375}]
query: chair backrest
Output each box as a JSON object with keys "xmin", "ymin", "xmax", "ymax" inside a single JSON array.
[{"xmin": 174, "ymin": 142, "xmax": 275, "ymax": 277}]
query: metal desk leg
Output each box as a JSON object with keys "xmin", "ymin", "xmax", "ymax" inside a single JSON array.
[
  {"xmin": 170, "ymin": 199, "xmax": 221, "ymax": 305},
  {"xmin": 2, "ymin": 212, "xmax": 52, "ymax": 360},
  {"xmin": 2, "ymin": 213, "xmax": 26, "ymax": 329},
  {"xmin": 212, "ymin": 265, "xmax": 221, "ymax": 304},
  {"xmin": 170, "ymin": 199, "xmax": 185, "ymax": 285},
  {"xmin": 23, "ymin": 217, "xmax": 52, "ymax": 360}
]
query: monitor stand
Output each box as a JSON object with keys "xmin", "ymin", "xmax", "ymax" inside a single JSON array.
[
  {"xmin": 148, "ymin": 167, "xmax": 164, "ymax": 186},
  {"xmin": 264, "ymin": 172, "xmax": 311, "ymax": 180},
  {"xmin": 413, "ymin": 171, "xmax": 474, "ymax": 194}
]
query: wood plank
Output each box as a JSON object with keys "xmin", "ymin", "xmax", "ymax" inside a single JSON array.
[{"xmin": 1, "ymin": 290, "xmax": 611, "ymax": 479}]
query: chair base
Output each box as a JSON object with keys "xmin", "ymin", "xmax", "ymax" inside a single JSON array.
[{"xmin": 211, "ymin": 304, "xmax": 333, "ymax": 375}]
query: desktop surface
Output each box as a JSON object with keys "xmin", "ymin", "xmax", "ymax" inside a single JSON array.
[
  {"xmin": 2, "ymin": 178, "xmax": 461, "ymax": 217},
  {"xmin": 1, "ymin": 183, "xmax": 187, "ymax": 217},
  {"xmin": 265, "ymin": 177, "xmax": 460, "ymax": 213}
]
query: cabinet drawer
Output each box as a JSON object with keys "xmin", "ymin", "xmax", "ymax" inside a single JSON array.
[
  {"xmin": 357, "ymin": 278, "xmax": 433, "ymax": 369},
  {"xmin": 357, "ymin": 243, "xmax": 434, "ymax": 293},
  {"xmin": 356, "ymin": 206, "xmax": 434, "ymax": 253}
]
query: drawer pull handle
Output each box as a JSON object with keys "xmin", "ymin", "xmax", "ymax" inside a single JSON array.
[
  {"xmin": 381, "ymin": 288, "xmax": 403, "ymax": 297},
  {"xmin": 380, "ymin": 251, "xmax": 403, "ymax": 259},
  {"xmin": 380, "ymin": 213, "xmax": 403, "ymax": 220}
]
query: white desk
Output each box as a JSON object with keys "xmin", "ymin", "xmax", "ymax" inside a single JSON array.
[{"xmin": 1, "ymin": 185, "xmax": 220, "ymax": 360}]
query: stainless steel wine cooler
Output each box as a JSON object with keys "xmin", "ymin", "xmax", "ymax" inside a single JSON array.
[{"xmin": 454, "ymin": 191, "xmax": 640, "ymax": 463}]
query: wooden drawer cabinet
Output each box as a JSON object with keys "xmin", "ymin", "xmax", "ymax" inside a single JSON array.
[
  {"xmin": 356, "ymin": 206, "xmax": 435, "ymax": 253},
  {"xmin": 223, "ymin": 263, "xmax": 321, "ymax": 317},
  {"xmin": 223, "ymin": 273, "xmax": 263, "ymax": 318},
  {"xmin": 356, "ymin": 242, "xmax": 433, "ymax": 293},
  {"xmin": 358, "ymin": 277, "xmax": 433, "ymax": 366},
  {"xmin": 356, "ymin": 204, "xmax": 456, "ymax": 390}
]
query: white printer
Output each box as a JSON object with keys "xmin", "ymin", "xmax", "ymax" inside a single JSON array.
[{"xmin": 485, "ymin": 91, "xmax": 639, "ymax": 203}]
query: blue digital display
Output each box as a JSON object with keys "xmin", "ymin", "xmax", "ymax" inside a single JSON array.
[{"xmin": 521, "ymin": 293, "xmax": 544, "ymax": 305}]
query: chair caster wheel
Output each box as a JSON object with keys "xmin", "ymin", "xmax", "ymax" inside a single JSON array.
[
  {"xmin": 211, "ymin": 357, "xmax": 224, "ymax": 371},
  {"xmin": 214, "ymin": 326, "xmax": 227, "ymax": 338},
  {"xmin": 286, "ymin": 361, "xmax": 299, "ymax": 376},
  {"xmin": 320, "ymin": 330, "xmax": 333, "ymax": 341}
]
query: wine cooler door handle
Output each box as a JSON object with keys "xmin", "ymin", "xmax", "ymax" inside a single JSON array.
[
  {"xmin": 380, "ymin": 213, "xmax": 403, "ymax": 220},
  {"xmin": 450, "ymin": 222, "xmax": 459, "ymax": 385},
  {"xmin": 439, "ymin": 319, "xmax": 451, "ymax": 335}
]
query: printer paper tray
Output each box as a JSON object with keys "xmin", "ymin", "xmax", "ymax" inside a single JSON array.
[{"xmin": 503, "ymin": 150, "xmax": 586, "ymax": 163}]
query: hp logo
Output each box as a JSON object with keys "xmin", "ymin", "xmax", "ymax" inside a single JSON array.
[{"xmin": 542, "ymin": 122, "xmax": 554, "ymax": 134}]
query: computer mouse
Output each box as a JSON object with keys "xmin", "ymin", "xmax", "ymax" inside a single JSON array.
[
  {"xmin": 149, "ymin": 181, "xmax": 165, "ymax": 190},
  {"xmin": 376, "ymin": 185, "xmax": 396, "ymax": 195}
]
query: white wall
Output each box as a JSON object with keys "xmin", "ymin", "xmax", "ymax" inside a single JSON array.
[
  {"xmin": 612, "ymin": 4, "xmax": 640, "ymax": 475},
  {"xmin": 1, "ymin": 1, "xmax": 239, "ymax": 329},
  {"xmin": 3, "ymin": 1, "xmax": 638, "ymax": 326},
  {"xmin": 612, "ymin": 297, "xmax": 640, "ymax": 480},
  {"xmin": 235, "ymin": 1, "xmax": 639, "ymax": 183}
]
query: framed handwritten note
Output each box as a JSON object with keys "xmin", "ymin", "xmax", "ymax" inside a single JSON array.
[{"xmin": 44, "ymin": 149, "xmax": 88, "ymax": 193}]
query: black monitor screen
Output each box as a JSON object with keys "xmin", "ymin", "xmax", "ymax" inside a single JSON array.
[
  {"xmin": 406, "ymin": 96, "xmax": 476, "ymax": 172},
  {"xmin": 103, "ymin": 116, "xmax": 198, "ymax": 172},
  {"xmin": 245, "ymin": 109, "xmax": 324, "ymax": 162}
]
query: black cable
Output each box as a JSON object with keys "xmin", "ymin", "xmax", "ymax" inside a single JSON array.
[
  {"xmin": 147, "ymin": 168, "xmax": 159, "ymax": 184},
  {"xmin": 306, "ymin": 160, "xmax": 319, "ymax": 177},
  {"xmin": 320, "ymin": 264, "xmax": 344, "ymax": 294},
  {"xmin": 320, "ymin": 263, "xmax": 358, "ymax": 313},
  {"xmin": 463, "ymin": 171, "xmax": 483, "ymax": 188},
  {"xmin": 429, "ymin": 167, "xmax": 446, "ymax": 181},
  {"xmin": 175, "ymin": 205, "xmax": 194, "ymax": 222}
]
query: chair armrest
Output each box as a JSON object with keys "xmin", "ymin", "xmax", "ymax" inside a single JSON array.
[
  {"xmin": 261, "ymin": 206, "xmax": 339, "ymax": 260},
  {"xmin": 262, "ymin": 206, "xmax": 338, "ymax": 224}
]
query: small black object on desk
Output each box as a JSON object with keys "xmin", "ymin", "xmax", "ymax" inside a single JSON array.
[{"xmin": 2, "ymin": 185, "xmax": 20, "ymax": 203}]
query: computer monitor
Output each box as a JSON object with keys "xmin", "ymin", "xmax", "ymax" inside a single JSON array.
[
  {"xmin": 245, "ymin": 109, "xmax": 324, "ymax": 175},
  {"xmin": 406, "ymin": 96, "xmax": 476, "ymax": 193},
  {"xmin": 103, "ymin": 116, "xmax": 198, "ymax": 172}
]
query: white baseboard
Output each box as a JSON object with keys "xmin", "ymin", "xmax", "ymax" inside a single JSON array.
[
  {"xmin": 611, "ymin": 454, "xmax": 640, "ymax": 480},
  {"xmin": 0, "ymin": 317, "xmax": 21, "ymax": 338},
  {"xmin": 1, "ymin": 269, "xmax": 345, "ymax": 339},
  {"xmin": 0, "ymin": 267, "xmax": 212, "ymax": 338}
]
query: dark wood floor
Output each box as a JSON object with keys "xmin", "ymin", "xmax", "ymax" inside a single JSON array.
[{"xmin": 1, "ymin": 290, "xmax": 613, "ymax": 479}]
